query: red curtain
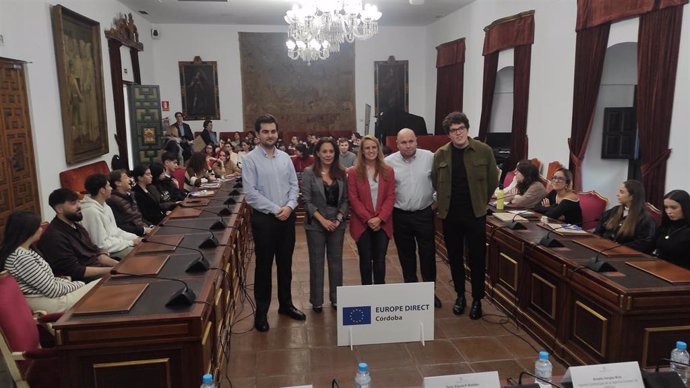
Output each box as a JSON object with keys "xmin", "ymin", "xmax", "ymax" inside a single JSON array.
[
  {"xmin": 576, "ymin": 0, "xmax": 654, "ymax": 30},
  {"xmin": 478, "ymin": 11, "xmax": 534, "ymax": 143},
  {"xmin": 507, "ymin": 45, "xmax": 532, "ymax": 171},
  {"xmin": 435, "ymin": 39, "xmax": 465, "ymax": 134},
  {"xmin": 477, "ymin": 53, "xmax": 499, "ymax": 142},
  {"xmin": 637, "ymin": 5, "xmax": 685, "ymax": 207},
  {"xmin": 567, "ymin": 23, "xmax": 610, "ymax": 191}
]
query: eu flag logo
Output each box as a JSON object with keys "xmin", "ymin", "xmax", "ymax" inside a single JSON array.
[{"xmin": 343, "ymin": 306, "xmax": 371, "ymax": 326}]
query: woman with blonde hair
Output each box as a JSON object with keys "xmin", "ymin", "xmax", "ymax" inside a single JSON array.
[
  {"xmin": 347, "ymin": 135, "xmax": 396, "ymax": 284},
  {"xmin": 594, "ymin": 180, "xmax": 655, "ymax": 253}
]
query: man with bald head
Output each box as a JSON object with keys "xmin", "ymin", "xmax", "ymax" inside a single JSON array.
[{"xmin": 385, "ymin": 128, "xmax": 441, "ymax": 308}]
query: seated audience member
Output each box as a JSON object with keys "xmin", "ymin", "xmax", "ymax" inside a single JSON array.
[
  {"xmin": 150, "ymin": 163, "xmax": 183, "ymax": 211},
  {"xmin": 200, "ymin": 120, "xmax": 218, "ymax": 147},
  {"xmin": 81, "ymin": 174, "xmax": 141, "ymax": 259},
  {"xmin": 292, "ymin": 143, "xmax": 315, "ymax": 173},
  {"xmin": 594, "ymin": 180, "xmax": 656, "ymax": 253},
  {"xmin": 204, "ymin": 143, "xmax": 218, "ymax": 170},
  {"xmin": 0, "ymin": 211, "xmax": 99, "ymax": 313},
  {"xmin": 212, "ymin": 149, "xmax": 240, "ymax": 178},
  {"xmin": 534, "ymin": 167, "xmax": 583, "ymax": 225},
  {"xmin": 38, "ymin": 188, "xmax": 118, "ymax": 281},
  {"xmin": 224, "ymin": 143, "xmax": 241, "ymax": 167},
  {"xmin": 132, "ymin": 164, "xmax": 169, "ymax": 225},
  {"xmin": 161, "ymin": 151, "xmax": 187, "ymax": 200},
  {"xmin": 106, "ymin": 169, "xmax": 152, "ymax": 237},
  {"xmin": 185, "ymin": 152, "xmax": 216, "ymax": 191},
  {"xmin": 505, "ymin": 160, "xmax": 547, "ymax": 208},
  {"xmin": 338, "ymin": 137, "xmax": 356, "ymax": 168},
  {"xmin": 162, "ymin": 126, "xmax": 184, "ymax": 165},
  {"xmin": 230, "ymin": 132, "xmax": 241, "ymax": 148},
  {"xmin": 654, "ymin": 190, "xmax": 690, "ymax": 267}
]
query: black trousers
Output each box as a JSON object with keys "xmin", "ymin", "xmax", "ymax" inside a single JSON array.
[
  {"xmin": 356, "ymin": 228, "xmax": 389, "ymax": 285},
  {"xmin": 252, "ymin": 210, "xmax": 296, "ymax": 316},
  {"xmin": 393, "ymin": 207, "xmax": 436, "ymax": 283},
  {"xmin": 441, "ymin": 214, "xmax": 486, "ymax": 300}
]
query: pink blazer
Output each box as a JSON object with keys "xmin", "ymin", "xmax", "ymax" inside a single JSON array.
[{"xmin": 346, "ymin": 165, "xmax": 396, "ymax": 241}]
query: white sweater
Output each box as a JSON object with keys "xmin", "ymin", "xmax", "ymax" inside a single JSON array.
[{"xmin": 80, "ymin": 195, "xmax": 138, "ymax": 253}]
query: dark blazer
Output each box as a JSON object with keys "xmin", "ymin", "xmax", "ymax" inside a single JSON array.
[
  {"xmin": 132, "ymin": 185, "xmax": 166, "ymax": 225},
  {"xmin": 594, "ymin": 205, "xmax": 656, "ymax": 253},
  {"xmin": 200, "ymin": 129, "xmax": 218, "ymax": 147},
  {"xmin": 347, "ymin": 165, "xmax": 396, "ymax": 241},
  {"xmin": 174, "ymin": 122, "xmax": 194, "ymax": 142},
  {"xmin": 301, "ymin": 167, "xmax": 348, "ymax": 232}
]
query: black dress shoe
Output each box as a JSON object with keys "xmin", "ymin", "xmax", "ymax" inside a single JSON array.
[
  {"xmin": 312, "ymin": 306, "xmax": 323, "ymax": 313},
  {"xmin": 452, "ymin": 296, "xmax": 466, "ymax": 315},
  {"xmin": 254, "ymin": 315, "xmax": 269, "ymax": 332},
  {"xmin": 278, "ymin": 306, "xmax": 307, "ymax": 321},
  {"xmin": 469, "ymin": 299, "xmax": 482, "ymax": 320},
  {"xmin": 434, "ymin": 295, "xmax": 442, "ymax": 308}
]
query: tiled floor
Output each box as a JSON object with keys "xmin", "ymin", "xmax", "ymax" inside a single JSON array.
[{"xmin": 225, "ymin": 228, "xmax": 566, "ymax": 388}]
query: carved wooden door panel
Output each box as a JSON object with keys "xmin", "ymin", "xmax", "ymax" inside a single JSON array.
[{"xmin": 0, "ymin": 58, "xmax": 41, "ymax": 235}]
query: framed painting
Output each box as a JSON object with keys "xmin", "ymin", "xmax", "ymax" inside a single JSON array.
[
  {"xmin": 179, "ymin": 56, "xmax": 220, "ymax": 120},
  {"xmin": 52, "ymin": 5, "xmax": 109, "ymax": 164},
  {"xmin": 374, "ymin": 56, "xmax": 409, "ymax": 116}
]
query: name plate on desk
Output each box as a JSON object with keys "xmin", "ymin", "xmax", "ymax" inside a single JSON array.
[
  {"xmin": 562, "ymin": 361, "xmax": 644, "ymax": 388},
  {"xmin": 337, "ymin": 282, "xmax": 434, "ymax": 346},
  {"xmin": 423, "ymin": 371, "xmax": 500, "ymax": 387}
]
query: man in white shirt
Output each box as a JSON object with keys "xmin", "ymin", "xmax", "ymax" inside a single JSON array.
[
  {"xmin": 80, "ymin": 173, "xmax": 142, "ymax": 259},
  {"xmin": 385, "ymin": 128, "xmax": 441, "ymax": 308}
]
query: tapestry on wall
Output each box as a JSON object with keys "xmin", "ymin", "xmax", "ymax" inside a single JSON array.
[{"xmin": 239, "ymin": 32, "xmax": 356, "ymax": 133}]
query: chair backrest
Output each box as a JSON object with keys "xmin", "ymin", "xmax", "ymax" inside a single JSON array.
[
  {"xmin": 59, "ymin": 160, "xmax": 110, "ymax": 197},
  {"xmin": 546, "ymin": 161, "xmax": 565, "ymax": 181},
  {"xmin": 645, "ymin": 202, "xmax": 662, "ymax": 227},
  {"xmin": 172, "ymin": 167, "xmax": 186, "ymax": 190},
  {"xmin": 578, "ymin": 191, "xmax": 609, "ymax": 231},
  {"xmin": 0, "ymin": 272, "xmax": 40, "ymax": 373},
  {"xmin": 530, "ymin": 158, "xmax": 543, "ymax": 174},
  {"xmin": 503, "ymin": 170, "xmax": 516, "ymax": 189}
]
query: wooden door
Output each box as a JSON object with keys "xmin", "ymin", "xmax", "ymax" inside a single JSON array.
[
  {"xmin": 127, "ymin": 84, "xmax": 162, "ymax": 166},
  {"xmin": 0, "ymin": 58, "xmax": 41, "ymax": 235}
]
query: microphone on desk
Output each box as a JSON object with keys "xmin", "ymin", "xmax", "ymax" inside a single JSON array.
[
  {"xmin": 140, "ymin": 238, "xmax": 210, "ymax": 273},
  {"xmin": 517, "ymin": 371, "xmax": 562, "ymax": 388},
  {"xmin": 195, "ymin": 208, "xmax": 230, "ymax": 230},
  {"xmin": 109, "ymin": 268, "xmax": 197, "ymax": 308},
  {"xmin": 584, "ymin": 242, "xmax": 621, "ymax": 272},
  {"xmin": 506, "ymin": 211, "xmax": 528, "ymax": 230},
  {"xmin": 157, "ymin": 223, "xmax": 234, "ymax": 249}
]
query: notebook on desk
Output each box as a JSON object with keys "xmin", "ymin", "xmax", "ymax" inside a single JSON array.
[
  {"xmin": 73, "ymin": 283, "xmax": 148, "ymax": 315},
  {"xmin": 537, "ymin": 222, "xmax": 592, "ymax": 236},
  {"xmin": 492, "ymin": 212, "xmax": 529, "ymax": 223},
  {"xmin": 136, "ymin": 235, "xmax": 183, "ymax": 253},
  {"xmin": 626, "ymin": 260, "xmax": 690, "ymax": 284},
  {"xmin": 113, "ymin": 255, "xmax": 169, "ymax": 276}
]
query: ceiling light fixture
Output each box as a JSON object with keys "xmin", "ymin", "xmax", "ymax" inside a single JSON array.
[{"xmin": 285, "ymin": 0, "xmax": 382, "ymax": 64}]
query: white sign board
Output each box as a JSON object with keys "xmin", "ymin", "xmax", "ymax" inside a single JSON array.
[
  {"xmin": 337, "ymin": 282, "xmax": 434, "ymax": 346},
  {"xmin": 423, "ymin": 371, "xmax": 500, "ymax": 388},
  {"xmin": 562, "ymin": 361, "xmax": 644, "ymax": 388}
]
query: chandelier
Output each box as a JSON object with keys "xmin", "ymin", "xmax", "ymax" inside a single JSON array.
[{"xmin": 285, "ymin": 0, "xmax": 382, "ymax": 64}]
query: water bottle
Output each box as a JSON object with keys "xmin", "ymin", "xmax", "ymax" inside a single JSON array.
[
  {"xmin": 354, "ymin": 362, "xmax": 371, "ymax": 388},
  {"xmin": 200, "ymin": 373, "xmax": 216, "ymax": 388},
  {"xmin": 534, "ymin": 351, "xmax": 552, "ymax": 388},
  {"xmin": 496, "ymin": 185, "xmax": 505, "ymax": 210},
  {"xmin": 671, "ymin": 340, "xmax": 689, "ymax": 385}
]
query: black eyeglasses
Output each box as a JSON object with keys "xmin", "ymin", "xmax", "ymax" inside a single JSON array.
[{"xmin": 551, "ymin": 176, "xmax": 567, "ymax": 182}]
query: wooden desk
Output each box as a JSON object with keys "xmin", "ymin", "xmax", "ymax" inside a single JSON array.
[
  {"xmin": 54, "ymin": 183, "xmax": 249, "ymax": 388},
  {"xmin": 480, "ymin": 214, "xmax": 690, "ymax": 368}
]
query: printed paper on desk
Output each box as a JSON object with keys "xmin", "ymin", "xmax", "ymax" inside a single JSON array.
[
  {"xmin": 190, "ymin": 190, "xmax": 215, "ymax": 197},
  {"xmin": 561, "ymin": 361, "xmax": 644, "ymax": 388},
  {"xmin": 423, "ymin": 371, "xmax": 500, "ymax": 388}
]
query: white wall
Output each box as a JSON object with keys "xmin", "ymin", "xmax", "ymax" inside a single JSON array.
[
  {"xmin": 149, "ymin": 24, "xmax": 427, "ymax": 135},
  {"xmin": 0, "ymin": 0, "xmax": 154, "ymax": 218},
  {"xmin": 489, "ymin": 66, "xmax": 514, "ymax": 133},
  {"xmin": 426, "ymin": 0, "xmax": 690, "ymax": 195}
]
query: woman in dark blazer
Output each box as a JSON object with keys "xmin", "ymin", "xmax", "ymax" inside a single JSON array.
[
  {"xmin": 302, "ymin": 138, "xmax": 349, "ymax": 312},
  {"xmin": 131, "ymin": 164, "xmax": 167, "ymax": 225},
  {"xmin": 347, "ymin": 135, "xmax": 395, "ymax": 285},
  {"xmin": 654, "ymin": 190, "xmax": 690, "ymax": 267},
  {"xmin": 594, "ymin": 180, "xmax": 656, "ymax": 253}
]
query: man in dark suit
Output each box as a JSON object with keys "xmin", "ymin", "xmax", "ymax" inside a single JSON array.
[{"xmin": 173, "ymin": 111, "xmax": 194, "ymax": 161}]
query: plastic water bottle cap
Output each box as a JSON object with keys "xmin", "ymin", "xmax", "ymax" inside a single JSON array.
[
  {"xmin": 539, "ymin": 351, "xmax": 549, "ymax": 360},
  {"xmin": 202, "ymin": 373, "xmax": 213, "ymax": 384},
  {"xmin": 677, "ymin": 341, "xmax": 687, "ymax": 350},
  {"xmin": 358, "ymin": 362, "xmax": 368, "ymax": 372}
]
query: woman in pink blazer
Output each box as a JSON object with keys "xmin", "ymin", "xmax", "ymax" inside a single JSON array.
[{"xmin": 347, "ymin": 135, "xmax": 396, "ymax": 285}]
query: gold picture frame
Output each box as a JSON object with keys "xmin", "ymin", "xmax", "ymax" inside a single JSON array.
[{"xmin": 52, "ymin": 5, "xmax": 109, "ymax": 164}]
